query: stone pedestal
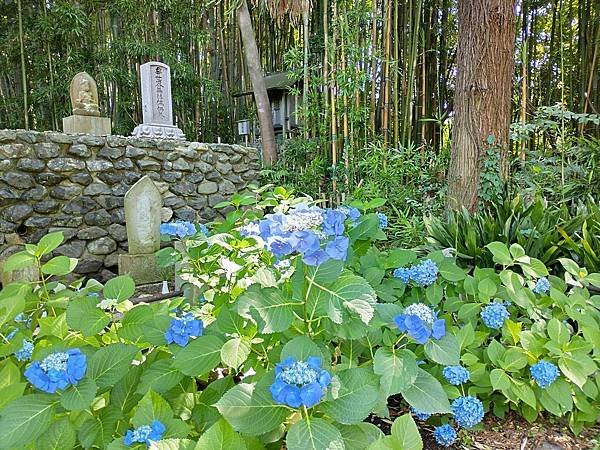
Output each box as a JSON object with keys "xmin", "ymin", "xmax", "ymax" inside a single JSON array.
[
  {"xmin": 118, "ymin": 254, "xmax": 172, "ymax": 285},
  {"xmin": 0, "ymin": 260, "xmax": 39, "ymax": 287},
  {"xmin": 63, "ymin": 115, "xmax": 111, "ymax": 136},
  {"xmin": 131, "ymin": 123, "xmax": 185, "ymax": 139}
]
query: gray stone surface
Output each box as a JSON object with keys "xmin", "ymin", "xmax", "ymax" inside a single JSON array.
[
  {"xmin": 197, "ymin": 181, "xmax": 218, "ymax": 194},
  {"xmin": 2, "ymin": 204, "xmax": 33, "ymax": 222},
  {"xmin": 3, "ymin": 171, "xmax": 34, "ymax": 189},
  {"xmin": 55, "ymin": 240, "xmax": 86, "ymax": 258},
  {"xmin": 86, "ymin": 159, "xmax": 113, "ymax": 172},
  {"xmin": 118, "ymin": 253, "xmax": 172, "ymax": 285},
  {"xmin": 63, "ymin": 115, "xmax": 111, "ymax": 136},
  {"xmin": 35, "ymin": 142, "xmax": 60, "ymax": 158},
  {"xmin": 48, "ymin": 158, "xmax": 86, "ymax": 172},
  {"xmin": 88, "ymin": 237, "xmax": 117, "ymax": 255},
  {"xmin": 131, "ymin": 61, "xmax": 185, "ymax": 139},
  {"xmin": 0, "ymin": 130, "xmax": 258, "ymax": 281},
  {"xmin": 68, "ymin": 144, "xmax": 92, "ymax": 157},
  {"xmin": 123, "ymin": 176, "xmax": 162, "ymax": 254},
  {"xmin": 51, "ymin": 185, "xmax": 83, "ymax": 200},
  {"xmin": 17, "ymin": 158, "xmax": 45, "ymax": 172},
  {"xmin": 77, "ymin": 226, "xmax": 108, "ymax": 240}
]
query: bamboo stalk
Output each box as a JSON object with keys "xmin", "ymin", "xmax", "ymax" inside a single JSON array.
[{"xmin": 17, "ymin": 0, "xmax": 29, "ymax": 130}]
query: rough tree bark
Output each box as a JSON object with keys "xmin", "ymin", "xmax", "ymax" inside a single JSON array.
[
  {"xmin": 446, "ymin": 0, "xmax": 516, "ymax": 211},
  {"xmin": 237, "ymin": 0, "xmax": 278, "ymax": 165}
]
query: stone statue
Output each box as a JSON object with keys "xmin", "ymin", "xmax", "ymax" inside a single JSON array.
[
  {"xmin": 63, "ymin": 72, "xmax": 110, "ymax": 135},
  {"xmin": 69, "ymin": 72, "xmax": 100, "ymax": 117}
]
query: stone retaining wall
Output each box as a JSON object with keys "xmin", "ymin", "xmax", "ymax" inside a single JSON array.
[{"xmin": 0, "ymin": 130, "xmax": 259, "ymax": 282}]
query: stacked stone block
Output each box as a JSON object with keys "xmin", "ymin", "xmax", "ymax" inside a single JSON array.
[{"xmin": 0, "ymin": 130, "xmax": 259, "ymax": 281}]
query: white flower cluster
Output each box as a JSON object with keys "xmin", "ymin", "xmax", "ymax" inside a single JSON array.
[
  {"xmin": 40, "ymin": 352, "xmax": 69, "ymax": 372},
  {"xmin": 281, "ymin": 210, "xmax": 324, "ymax": 232},
  {"xmin": 404, "ymin": 303, "xmax": 435, "ymax": 325},
  {"xmin": 280, "ymin": 361, "xmax": 319, "ymax": 386}
]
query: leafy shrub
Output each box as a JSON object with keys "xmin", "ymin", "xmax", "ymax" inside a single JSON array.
[
  {"xmin": 0, "ymin": 187, "xmax": 599, "ymax": 449},
  {"xmin": 425, "ymin": 195, "xmax": 600, "ymax": 274}
]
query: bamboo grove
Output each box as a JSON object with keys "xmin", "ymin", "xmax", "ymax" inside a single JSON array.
[{"xmin": 1, "ymin": 1, "xmax": 599, "ymax": 187}]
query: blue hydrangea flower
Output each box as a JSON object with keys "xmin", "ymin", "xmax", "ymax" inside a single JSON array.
[
  {"xmin": 394, "ymin": 303, "xmax": 446, "ymax": 344},
  {"xmin": 410, "ymin": 259, "xmax": 439, "ymax": 287},
  {"xmin": 322, "ymin": 209, "xmax": 346, "ymax": 236},
  {"xmin": 160, "ymin": 221, "xmax": 197, "ymax": 238},
  {"xmin": 4, "ymin": 329, "xmax": 17, "ymax": 342},
  {"xmin": 392, "ymin": 259, "xmax": 438, "ymax": 286},
  {"xmin": 270, "ymin": 356, "xmax": 331, "ymax": 408},
  {"xmin": 443, "ymin": 365, "xmax": 470, "ymax": 386},
  {"xmin": 480, "ymin": 303, "xmax": 509, "ymax": 329},
  {"xmin": 24, "ymin": 348, "xmax": 86, "ymax": 393},
  {"xmin": 165, "ymin": 313, "xmax": 203, "ymax": 347},
  {"xmin": 530, "ymin": 361, "xmax": 559, "ymax": 388},
  {"xmin": 292, "ymin": 230, "xmax": 321, "ymax": 255},
  {"xmin": 393, "ymin": 267, "xmax": 412, "ymax": 283},
  {"xmin": 267, "ymin": 236, "xmax": 294, "ymax": 258},
  {"xmin": 376, "ymin": 212, "xmax": 388, "ymax": 229},
  {"xmin": 338, "ymin": 206, "xmax": 361, "ymax": 223},
  {"xmin": 14, "ymin": 339, "xmax": 34, "ymax": 361},
  {"xmin": 410, "ymin": 407, "xmax": 431, "ymax": 421},
  {"xmin": 198, "ymin": 223, "xmax": 209, "ymax": 235},
  {"xmin": 433, "ymin": 424, "xmax": 457, "ymax": 447},
  {"xmin": 532, "ymin": 277, "xmax": 550, "ymax": 295},
  {"xmin": 14, "ymin": 313, "xmax": 31, "ymax": 327},
  {"xmin": 124, "ymin": 420, "xmax": 165, "ymax": 447},
  {"xmin": 274, "ymin": 259, "xmax": 291, "ymax": 270},
  {"xmin": 325, "ymin": 236, "xmax": 349, "ymax": 260},
  {"xmin": 302, "ymin": 249, "xmax": 330, "ymax": 266},
  {"xmin": 451, "ymin": 396, "xmax": 484, "ymax": 429},
  {"xmin": 239, "ymin": 221, "xmax": 260, "ymax": 237}
]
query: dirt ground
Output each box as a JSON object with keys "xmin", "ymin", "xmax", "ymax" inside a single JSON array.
[{"xmin": 368, "ymin": 400, "xmax": 600, "ymax": 450}]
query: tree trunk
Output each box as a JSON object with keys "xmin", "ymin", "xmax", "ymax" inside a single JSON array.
[
  {"xmin": 237, "ymin": 0, "xmax": 277, "ymax": 165},
  {"xmin": 446, "ymin": 0, "xmax": 516, "ymax": 212}
]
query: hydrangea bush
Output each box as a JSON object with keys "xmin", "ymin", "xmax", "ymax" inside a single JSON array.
[{"xmin": 0, "ymin": 186, "xmax": 598, "ymax": 449}]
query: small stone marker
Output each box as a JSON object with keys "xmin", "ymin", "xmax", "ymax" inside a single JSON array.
[
  {"xmin": 63, "ymin": 72, "xmax": 111, "ymax": 136},
  {"xmin": 118, "ymin": 176, "xmax": 171, "ymax": 284},
  {"xmin": 131, "ymin": 62, "xmax": 185, "ymax": 139}
]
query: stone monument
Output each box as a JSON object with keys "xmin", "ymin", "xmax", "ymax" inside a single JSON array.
[
  {"xmin": 63, "ymin": 72, "xmax": 111, "ymax": 135},
  {"xmin": 131, "ymin": 61, "xmax": 185, "ymax": 139},
  {"xmin": 118, "ymin": 176, "xmax": 171, "ymax": 284}
]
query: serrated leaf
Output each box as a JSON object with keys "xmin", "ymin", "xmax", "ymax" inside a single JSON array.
[
  {"xmin": 490, "ymin": 369, "xmax": 511, "ymax": 391},
  {"xmin": 0, "ymin": 394, "xmax": 58, "ymax": 448},
  {"xmin": 195, "ymin": 419, "xmax": 247, "ymax": 450},
  {"xmin": 36, "ymin": 232, "xmax": 64, "ymax": 256},
  {"xmin": 321, "ymin": 368, "xmax": 379, "ymax": 424},
  {"xmin": 88, "ymin": 343, "xmax": 138, "ymax": 388},
  {"xmin": 373, "ymin": 348, "xmax": 418, "ymax": 396},
  {"xmin": 237, "ymin": 285, "xmax": 300, "ymax": 333},
  {"xmin": 221, "ymin": 337, "xmax": 251, "ymax": 369},
  {"xmin": 399, "ymin": 368, "xmax": 450, "ymax": 414},
  {"xmin": 60, "ymin": 378, "xmax": 97, "ymax": 411},
  {"xmin": 103, "ymin": 275, "xmax": 135, "ymax": 301},
  {"xmin": 137, "ymin": 359, "xmax": 184, "ymax": 394},
  {"xmin": 173, "ymin": 335, "xmax": 224, "ymax": 376},
  {"xmin": 66, "ymin": 295, "xmax": 110, "ymax": 337},
  {"xmin": 214, "ymin": 374, "xmax": 289, "ymax": 436},
  {"xmin": 287, "ymin": 418, "xmax": 345, "ymax": 450},
  {"xmin": 424, "ymin": 333, "xmax": 460, "ymax": 365},
  {"xmin": 486, "ymin": 242, "xmax": 513, "ymax": 265},
  {"xmin": 337, "ymin": 423, "xmax": 383, "ymax": 449},
  {"xmin": 41, "ymin": 256, "xmax": 77, "ymax": 276},
  {"xmin": 390, "ymin": 414, "xmax": 423, "ymax": 450},
  {"xmin": 280, "ymin": 335, "xmax": 323, "ymax": 361},
  {"xmin": 38, "ymin": 417, "xmax": 76, "ymax": 450}
]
